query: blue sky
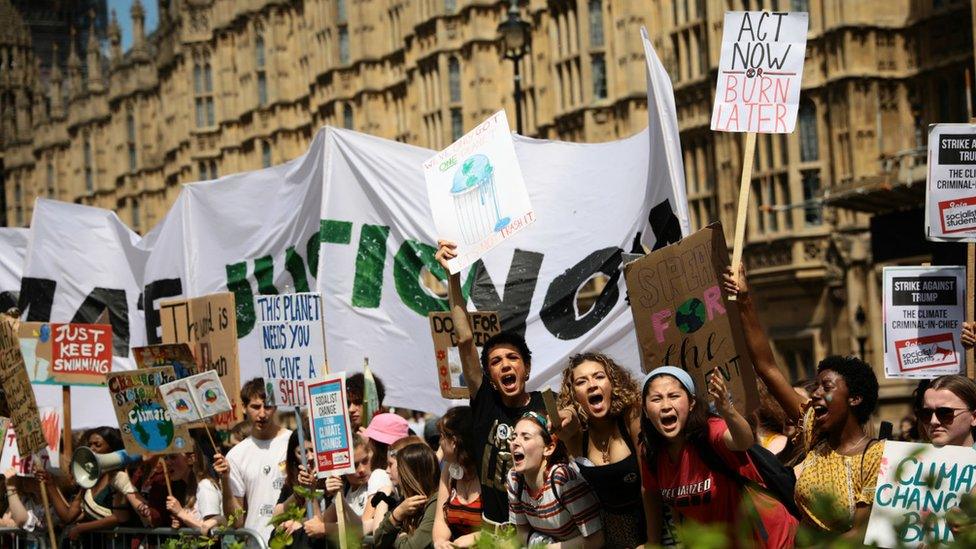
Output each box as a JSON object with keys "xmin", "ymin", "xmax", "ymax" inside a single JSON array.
[{"xmin": 107, "ymin": 0, "xmax": 159, "ymax": 51}]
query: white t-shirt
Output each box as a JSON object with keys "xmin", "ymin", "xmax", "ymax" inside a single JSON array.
[
  {"xmin": 195, "ymin": 478, "xmax": 223, "ymax": 520},
  {"xmin": 344, "ymin": 482, "xmax": 369, "ymax": 517},
  {"xmin": 366, "ymin": 468, "xmax": 391, "ymax": 498},
  {"xmin": 227, "ymin": 429, "xmax": 292, "ymax": 541}
]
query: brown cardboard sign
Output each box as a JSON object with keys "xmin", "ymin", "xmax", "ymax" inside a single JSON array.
[
  {"xmin": 623, "ymin": 224, "xmax": 759, "ymax": 413},
  {"xmin": 428, "ymin": 311, "xmax": 501, "ymax": 399},
  {"xmin": 159, "ymin": 293, "xmax": 242, "ymax": 433},
  {"xmin": 106, "ymin": 366, "xmax": 194, "ymax": 456},
  {"xmin": 0, "ymin": 317, "xmax": 45, "ymax": 455},
  {"xmin": 133, "ymin": 343, "xmax": 198, "ymax": 379}
]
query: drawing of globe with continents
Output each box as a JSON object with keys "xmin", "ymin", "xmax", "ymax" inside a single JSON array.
[
  {"xmin": 675, "ymin": 298, "xmax": 706, "ymax": 334},
  {"xmin": 128, "ymin": 402, "xmax": 176, "ymax": 452}
]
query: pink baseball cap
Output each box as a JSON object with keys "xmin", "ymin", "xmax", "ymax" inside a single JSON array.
[{"xmin": 363, "ymin": 413, "xmax": 410, "ymax": 445}]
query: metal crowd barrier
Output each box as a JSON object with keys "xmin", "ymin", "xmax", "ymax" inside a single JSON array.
[{"xmin": 0, "ymin": 526, "xmax": 270, "ymax": 549}]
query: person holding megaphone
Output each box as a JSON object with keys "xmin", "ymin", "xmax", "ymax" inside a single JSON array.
[{"xmin": 40, "ymin": 427, "xmax": 151, "ymax": 541}]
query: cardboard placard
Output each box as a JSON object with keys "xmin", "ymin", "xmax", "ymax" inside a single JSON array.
[
  {"xmin": 623, "ymin": 224, "xmax": 759, "ymax": 412},
  {"xmin": 306, "ymin": 372, "xmax": 355, "ymax": 478},
  {"xmin": 256, "ymin": 293, "xmax": 327, "ymax": 408},
  {"xmin": 134, "ymin": 343, "xmax": 198, "ymax": 379},
  {"xmin": 18, "ymin": 322, "xmax": 112, "ymax": 386},
  {"xmin": 160, "ymin": 293, "xmax": 242, "ymax": 432},
  {"xmin": 106, "ymin": 366, "xmax": 194, "ymax": 456},
  {"xmin": 428, "ymin": 311, "xmax": 501, "ymax": 398},
  {"xmin": 159, "ymin": 370, "xmax": 233, "ymax": 425},
  {"xmin": 882, "ymin": 266, "xmax": 965, "ymax": 379},
  {"xmin": 423, "ymin": 110, "xmax": 536, "ymax": 274},
  {"xmin": 0, "ymin": 407, "xmax": 62, "ymax": 476},
  {"xmin": 924, "ymin": 124, "xmax": 976, "ymax": 240},
  {"xmin": 0, "ymin": 317, "xmax": 45, "ymax": 455},
  {"xmin": 711, "ymin": 11, "xmax": 809, "ymax": 133},
  {"xmin": 864, "ymin": 441, "xmax": 976, "ymax": 547}
]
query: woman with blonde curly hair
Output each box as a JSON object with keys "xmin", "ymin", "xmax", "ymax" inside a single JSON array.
[{"xmin": 557, "ymin": 352, "xmax": 646, "ymax": 548}]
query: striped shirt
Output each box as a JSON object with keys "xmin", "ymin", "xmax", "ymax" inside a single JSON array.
[{"xmin": 507, "ymin": 462, "xmax": 602, "ymax": 542}]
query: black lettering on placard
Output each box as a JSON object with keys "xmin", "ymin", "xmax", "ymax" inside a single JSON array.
[
  {"xmin": 143, "ymin": 278, "xmax": 184, "ymax": 344},
  {"xmin": 469, "ymin": 249, "xmax": 543, "ymax": 337},
  {"xmin": 649, "ymin": 200, "xmax": 682, "ymax": 251},
  {"xmin": 541, "ymin": 247, "xmax": 622, "ymax": 340},
  {"xmin": 938, "ymin": 134, "xmax": 976, "ymax": 165},
  {"xmin": 18, "ymin": 277, "xmax": 55, "ymax": 320},
  {"xmin": 891, "ymin": 277, "xmax": 957, "ymax": 306},
  {"xmin": 70, "ymin": 287, "xmax": 129, "ymax": 356}
]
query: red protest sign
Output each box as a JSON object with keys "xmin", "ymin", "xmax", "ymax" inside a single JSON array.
[{"xmin": 50, "ymin": 323, "xmax": 112, "ymax": 385}]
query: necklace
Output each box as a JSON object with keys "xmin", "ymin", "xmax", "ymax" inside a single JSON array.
[
  {"xmin": 837, "ymin": 434, "xmax": 868, "ymax": 455},
  {"xmin": 593, "ymin": 434, "xmax": 612, "ymax": 464}
]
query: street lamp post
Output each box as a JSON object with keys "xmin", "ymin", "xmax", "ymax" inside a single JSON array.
[{"xmin": 497, "ymin": 2, "xmax": 531, "ymax": 134}]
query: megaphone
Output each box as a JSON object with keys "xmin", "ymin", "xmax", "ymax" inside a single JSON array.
[{"xmin": 71, "ymin": 447, "xmax": 142, "ymax": 489}]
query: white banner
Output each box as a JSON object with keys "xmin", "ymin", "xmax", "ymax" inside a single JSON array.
[
  {"xmin": 882, "ymin": 266, "xmax": 965, "ymax": 379},
  {"xmin": 14, "ymin": 33, "xmax": 689, "ymax": 418},
  {"xmin": 925, "ymin": 123, "xmax": 976, "ymax": 240}
]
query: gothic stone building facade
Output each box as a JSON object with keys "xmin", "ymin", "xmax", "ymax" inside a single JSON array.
[{"xmin": 2, "ymin": 0, "xmax": 974, "ymax": 422}]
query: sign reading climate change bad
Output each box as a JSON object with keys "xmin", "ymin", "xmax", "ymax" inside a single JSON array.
[
  {"xmin": 882, "ymin": 266, "xmax": 965, "ymax": 379},
  {"xmin": 307, "ymin": 372, "xmax": 355, "ymax": 478},
  {"xmin": 623, "ymin": 224, "xmax": 759, "ymax": 412},
  {"xmin": 257, "ymin": 293, "xmax": 327, "ymax": 408},
  {"xmin": 711, "ymin": 11, "xmax": 809, "ymax": 133},
  {"xmin": 865, "ymin": 441, "xmax": 976, "ymax": 547},
  {"xmin": 423, "ymin": 110, "xmax": 536, "ymax": 274},
  {"xmin": 107, "ymin": 366, "xmax": 193, "ymax": 455},
  {"xmin": 925, "ymin": 123, "xmax": 976, "ymax": 240}
]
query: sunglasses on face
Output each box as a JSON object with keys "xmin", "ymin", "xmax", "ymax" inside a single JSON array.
[{"xmin": 916, "ymin": 407, "xmax": 973, "ymax": 424}]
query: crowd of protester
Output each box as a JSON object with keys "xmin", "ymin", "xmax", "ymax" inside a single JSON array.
[{"xmin": 2, "ymin": 244, "xmax": 976, "ymax": 548}]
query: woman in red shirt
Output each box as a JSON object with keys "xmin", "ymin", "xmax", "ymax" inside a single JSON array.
[{"xmin": 639, "ymin": 366, "xmax": 797, "ymax": 547}]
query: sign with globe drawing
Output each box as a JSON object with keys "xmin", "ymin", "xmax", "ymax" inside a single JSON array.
[
  {"xmin": 107, "ymin": 366, "xmax": 194, "ymax": 456},
  {"xmin": 623, "ymin": 224, "xmax": 760, "ymax": 413}
]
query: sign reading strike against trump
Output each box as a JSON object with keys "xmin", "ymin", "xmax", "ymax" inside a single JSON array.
[
  {"xmin": 711, "ymin": 11, "xmax": 809, "ymax": 133},
  {"xmin": 925, "ymin": 124, "xmax": 976, "ymax": 240},
  {"xmin": 882, "ymin": 266, "xmax": 965, "ymax": 379},
  {"xmin": 865, "ymin": 441, "xmax": 976, "ymax": 547},
  {"xmin": 307, "ymin": 373, "xmax": 355, "ymax": 478},
  {"xmin": 623, "ymin": 225, "xmax": 759, "ymax": 412},
  {"xmin": 256, "ymin": 293, "xmax": 326, "ymax": 408}
]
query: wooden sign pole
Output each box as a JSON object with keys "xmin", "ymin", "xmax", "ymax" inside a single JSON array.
[
  {"xmin": 336, "ymin": 488, "xmax": 348, "ymax": 549},
  {"xmin": 968, "ymin": 243, "xmax": 975, "ymax": 379},
  {"xmin": 160, "ymin": 458, "xmax": 173, "ymax": 497},
  {"xmin": 62, "ymin": 385, "xmax": 72, "ymax": 457},
  {"xmin": 729, "ymin": 132, "xmax": 758, "ymax": 301},
  {"xmin": 37, "ymin": 478, "xmax": 57, "ymax": 549}
]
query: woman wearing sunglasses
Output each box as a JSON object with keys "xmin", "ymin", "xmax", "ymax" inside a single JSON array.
[{"xmin": 917, "ymin": 373, "xmax": 976, "ymax": 448}]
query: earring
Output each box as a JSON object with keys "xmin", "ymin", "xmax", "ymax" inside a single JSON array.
[{"xmin": 524, "ymin": 374, "xmax": 529, "ymax": 381}]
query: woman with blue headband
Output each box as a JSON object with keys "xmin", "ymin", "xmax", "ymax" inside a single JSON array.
[{"xmin": 639, "ymin": 366, "xmax": 798, "ymax": 547}]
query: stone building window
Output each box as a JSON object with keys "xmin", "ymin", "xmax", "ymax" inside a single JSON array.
[
  {"xmin": 343, "ymin": 104, "xmax": 354, "ymax": 129},
  {"xmin": 802, "ymin": 170, "xmax": 823, "ymax": 226},
  {"xmin": 194, "ymin": 56, "xmax": 215, "ymax": 128},
  {"xmin": 126, "ymin": 110, "xmax": 137, "ymax": 172},
  {"xmin": 13, "ymin": 180, "xmax": 22, "ymax": 226},
  {"xmin": 448, "ymin": 57, "xmax": 461, "ymax": 103},
  {"xmin": 132, "ymin": 198, "xmax": 141, "ymax": 231},
  {"xmin": 256, "ymin": 34, "xmax": 268, "ymax": 106},
  {"xmin": 798, "ymin": 100, "xmax": 818, "ymax": 162},
  {"xmin": 591, "ymin": 55, "xmax": 607, "ymax": 100},
  {"xmin": 262, "ymin": 141, "xmax": 272, "ymax": 168},
  {"xmin": 445, "ymin": 0, "xmax": 456, "ymax": 14},
  {"xmin": 337, "ymin": 0, "xmax": 347, "ymax": 23},
  {"xmin": 588, "ymin": 0, "xmax": 603, "ymax": 47},
  {"xmin": 451, "ymin": 108, "xmax": 463, "ymax": 140},
  {"xmin": 198, "ymin": 160, "xmax": 217, "ymax": 180},
  {"xmin": 339, "ymin": 27, "xmax": 350, "ymax": 64},
  {"xmin": 553, "ymin": 4, "xmax": 582, "ymax": 112},
  {"xmin": 791, "ymin": 0, "xmax": 809, "ymax": 12},
  {"xmin": 84, "ymin": 138, "xmax": 94, "ymax": 192},
  {"xmin": 46, "ymin": 162, "xmax": 55, "ymax": 198}
]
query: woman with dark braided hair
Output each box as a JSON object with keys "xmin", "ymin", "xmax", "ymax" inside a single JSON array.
[{"xmin": 556, "ymin": 352, "xmax": 646, "ymax": 548}]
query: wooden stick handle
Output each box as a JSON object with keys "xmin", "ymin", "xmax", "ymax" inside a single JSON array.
[
  {"xmin": 729, "ymin": 132, "xmax": 758, "ymax": 302},
  {"xmin": 161, "ymin": 458, "xmax": 173, "ymax": 498},
  {"xmin": 336, "ymin": 486, "xmax": 348, "ymax": 549},
  {"xmin": 968, "ymin": 243, "xmax": 974, "ymax": 378},
  {"xmin": 204, "ymin": 425, "xmax": 219, "ymax": 453},
  {"xmin": 38, "ymin": 477, "xmax": 58, "ymax": 549}
]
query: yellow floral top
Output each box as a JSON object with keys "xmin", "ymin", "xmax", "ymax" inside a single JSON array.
[{"xmin": 793, "ymin": 406, "xmax": 885, "ymax": 533}]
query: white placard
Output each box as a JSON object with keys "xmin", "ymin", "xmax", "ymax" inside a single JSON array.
[
  {"xmin": 159, "ymin": 369, "xmax": 232, "ymax": 425},
  {"xmin": 0, "ymin": 407, "xmax": 62, "ymax": 476},
  {"xmin": 423, "ymin": 110, "xmax": 536, "ymax": 274},
  {"xmin": 925, "ymin": 123, "xmax": 976, "ymax": 240},
  {"xmin": 711, "ymin": 11, "xmax": 809, "ymax": 133},
  {"xmin": 882, "ymin": 266, "xmax": 965, "ymax": 379},
  {"xmin": 256, "ymin": 293, "xmax": 327, "ymax": 408},
  {"xmin": 865, "ymin": 441, "xmax": 976, "ymax": 547}
]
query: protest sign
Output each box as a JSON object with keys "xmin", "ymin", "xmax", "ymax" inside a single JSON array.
[
  {"xmin": 0, "ymin": 317, "xmax": 45, "ymax": 455},
  {"xmin": 18, "ymin": 323, "xmax": 112, "ymax": 386},
  {"xmin": 256, "ymin": 293, "xmax": 327, "ymax": 408},
  {"xmin": 134, "ymin": 343, "xmax": 198, "ymax": 379},
  {"xmin": 429, "ymin": 311, "xmax": 501, "ymax": 398},
  {"xmin": 0, "ymin": 407, "xmax": 62, "ymax": 476},
  {"xmin": 423, "ymin": 110, "xmax": 536, "ymax": 274},
  {"xmin": 306, "ymin": 372, "xmax": 355, "ymax": 478},
  {"xmin": 106, "ymin": 366, "xmax": 194, "ymax": 456},
  {"xmin": 865, "ymin": 441, "xmax": 976, "ymax": 547},
  {"xmin": 160, "ymin": 293, "xmax": 241, "ymax": 431},
  {"xmin": 159, "ymin": 369, "xmax": 232, "ymax": 425},
  {"xmin": 623, "ymin": 224, "xmax": 759, "ymax": 412},
  {"xmin": 882, "ymin": 266, "xmax": 965, "ymax": 379},
  {"xmin": 710, "ymin": 11, "xmax": 809, "ymax": 133},
  {"xmin": 925, "ymin": 124, "xmax": 976, "ymax": 240}
]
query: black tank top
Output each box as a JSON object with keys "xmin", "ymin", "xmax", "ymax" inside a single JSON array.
[{"xmin": 577, "ymin": 416, "xmax": 647, "ymax": 548}]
